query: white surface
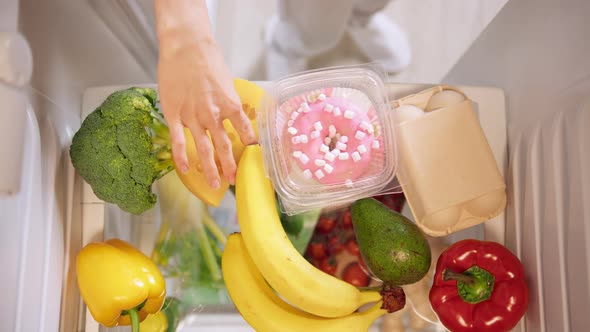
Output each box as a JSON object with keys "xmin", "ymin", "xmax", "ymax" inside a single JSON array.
[
  {"xmin": 81, "ymin": 81, "xmax": 507, "ymax": 331},
  {"xmin": 19, "ymin": 0, "xmax": 151, "ymax": 125},
  {"xmin": 0, "ymin": 103, "xmax": 63, "ymax": 332},
  {"xmin": 89, "ymin": 0, "xmax": 218, "ymax": 80},
  {"xmin": 13, "ymin": 1, "xmax": 154, "ymax": 331},
  {"xmin": 0, "ymin": 6, "xmax": 66, "ymax": 329},
  {"xmin": 0, "ymin": 85, "xmax": 28, "ymax": 195},
  {"xmin": 3, "ymin": 0, "xmax": 216, "ymax": 331},
  {"xmin": 505, "ymin": 102, "xmax": 590, "ymax": 332},
  {"xmin": 443, "ymin": 0, "xmax": 590, "ymax": 149},
  {"xmin": 0, "ymin": 31, "xmax": 33, "ymax": 196},
  {"xmin": 214, "ymin": 0, "xmax": 507, "ymax": 82},
  {"xmin": 0, "ymin": 32, "xmax": 33, "ymax": 87},
  {"xmin": 0, "ymin": 0, "xmax": 19, "ymax": 31},
  {"xmin": 176, "ymin": 313, "xmax": 385, "ymax": 332},
  {"xmin": 444, "ymin": 0, "xmax": 590, "ymax": 331}
]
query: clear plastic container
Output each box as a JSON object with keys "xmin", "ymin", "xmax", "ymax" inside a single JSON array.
[{"xmin": 258, "ymin": 64, "xmax": 399, "ymax": 215}]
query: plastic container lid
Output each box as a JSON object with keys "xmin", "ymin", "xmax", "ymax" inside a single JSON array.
[{"xmin": 258, "ymin": 64, "xmax": 399, "ymax": 215}]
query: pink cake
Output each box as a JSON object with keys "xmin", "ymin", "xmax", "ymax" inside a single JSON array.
[{"xmin": 280, "ymin": 89, "xmax": 384, "ymax": 186}]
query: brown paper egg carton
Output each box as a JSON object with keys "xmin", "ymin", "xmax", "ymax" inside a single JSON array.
[{"xmin": 391, "ymin": 85, "xmax": 506, "ymax": 237}]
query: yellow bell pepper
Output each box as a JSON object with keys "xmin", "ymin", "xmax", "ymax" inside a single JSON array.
[{"xmin": 76, "ymin": 239, "xmax": 166, "ymax": 332}]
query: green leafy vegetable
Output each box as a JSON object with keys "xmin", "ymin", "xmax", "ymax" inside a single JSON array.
[
  {"xmin": 69, "ymin": 87, "xmax": 173, "ymax": 215},
  {"xmin": 151, "ymin": 171, "xmax": 231, "ymax": 306},
  {"xmin": 161, "ymin": 297, "xmax": 182, "ymax": 332}
]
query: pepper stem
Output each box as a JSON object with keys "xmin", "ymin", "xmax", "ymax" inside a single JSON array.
[
  {"xmin": 443, "ymin": 269, "xmax": 476, "ymax": 284},
  {"xmin": 121, "ymin": 301, "xmax": 146, "ymax": 332},
  {"xmin": 127, "ymin": 308, "xmax": 140, "ymax": 332},
  {"xmin": 443, "ymin": 265, "xmax": 495, "ymax": 304}
]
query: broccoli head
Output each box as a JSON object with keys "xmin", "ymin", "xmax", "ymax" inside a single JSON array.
[{"xmin": 70, "ymin": 87, "xmax": 174, "ymax": 215}]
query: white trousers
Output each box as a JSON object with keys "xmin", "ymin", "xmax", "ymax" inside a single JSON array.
[{"xmin": 269, "ymin": 0, "xmax": 392, "ymax": 57}]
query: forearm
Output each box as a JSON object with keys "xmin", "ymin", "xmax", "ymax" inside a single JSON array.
[
  {"xmin": 154, "ymin": 0, "xmax": 216, "ymax": 57},
  {"xmin": 154, "ymin": 1, "xmax": 250, "ymax": 188}
]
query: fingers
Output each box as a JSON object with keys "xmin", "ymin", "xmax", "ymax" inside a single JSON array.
[
  {"xmin": 168, "ymin": 120, "xmax": 189, "ymax": 174},
  {"xmin": 224, "ymin": 99, "xmax": 257, "ymax": 146},
  {"xmin": 187, "ymin": 122, "xmax": 221, "ymax": 189},
  {"xmin": 163, "ymin": 85, "xmax": 255, "ymax": 189},
  {"xmin": 209, "ymin": 118, "xmax": 237, "ymax": 185}
]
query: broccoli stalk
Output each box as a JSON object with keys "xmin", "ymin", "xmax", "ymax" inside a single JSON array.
[
  {"xmin": 151, "ymin": 116, "xmax": 174, "ymax": 176},
  {"xmin": 70, "ymin": 87, "xmax": 175, "ymax": 215}
]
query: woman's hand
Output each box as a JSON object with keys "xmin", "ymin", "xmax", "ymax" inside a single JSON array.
[{"xmin": 155, "ymin": 0, "xmax": 256, "ymax": 188}]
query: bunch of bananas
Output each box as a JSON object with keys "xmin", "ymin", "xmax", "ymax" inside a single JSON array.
[{"xmin": 221, "ymin": 144, "xmax": 392, "ymax": 332}]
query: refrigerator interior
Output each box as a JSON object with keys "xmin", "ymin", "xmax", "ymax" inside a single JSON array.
[
  {"xmin": 2, "ymin": 0, "xmax": 588, "ymax": 331},
  {"xmin": 76, "ymin": 82, "xmax": 508, "ymax": 331},
  {"xmin": 1, "ymin": 0, "xmax": 163, "ymax": 331},
  {"xmin": 443, "ymin": 0, "xmax": 590, "ymax": 331}
]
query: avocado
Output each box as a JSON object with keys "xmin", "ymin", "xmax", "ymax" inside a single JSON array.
[{"xmin": 351, "ymin": 198, "xmax": 431, "ymax": 285}]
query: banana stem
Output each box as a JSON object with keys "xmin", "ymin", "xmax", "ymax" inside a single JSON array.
[
  {"xmin": 358, "ymin": 289, "xmax": 382, "ymax": 304},
  {"xmin": 359, "ymin": 301, "xmax": 387, "ymax": 330}
]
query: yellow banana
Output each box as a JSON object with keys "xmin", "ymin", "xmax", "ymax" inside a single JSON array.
[
  {"xmin": 222, "ymin": 233, "xmax": 386, "ymax": 331},
  {"xmin": 235, "ymin": 144, "xmax": 381, "ymax": 317}
]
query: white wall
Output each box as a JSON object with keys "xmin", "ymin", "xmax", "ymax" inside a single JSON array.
[
  {"xmin": 19, "ymin": 0, "xmax": 152, "ymax": 127},
  {"xmin": 443, "ymin": 0, "xmax": 590, "ymax": 142},
  {"xmin": 444, "ymin": 1, "xmax": 590, "ymax": 331},
  {"xmin": 14, "ymin": 1, "xmax": 152, "ymax": 331}
]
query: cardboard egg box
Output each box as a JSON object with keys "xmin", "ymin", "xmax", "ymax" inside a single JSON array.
[{"xmin": 392, "ymin": 85, "xmax": 506, "ymax": 237}]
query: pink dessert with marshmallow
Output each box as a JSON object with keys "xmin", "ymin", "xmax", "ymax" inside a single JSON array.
[{"xmin": 281, "ymin": 90, "xmax": 383, "ymax": 185}]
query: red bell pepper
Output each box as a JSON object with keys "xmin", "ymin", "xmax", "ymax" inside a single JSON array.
[{"xmin": 429, "ymin": 239, "xmax": 529, "ymax": 332}]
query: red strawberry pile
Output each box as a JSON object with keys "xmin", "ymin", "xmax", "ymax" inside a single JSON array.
[{"xmin": 304, "ymin": 193, "xmax": 406, "ymax": 287}]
